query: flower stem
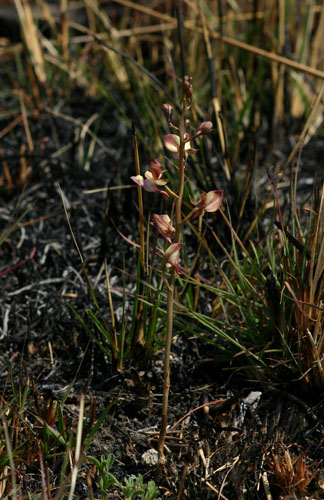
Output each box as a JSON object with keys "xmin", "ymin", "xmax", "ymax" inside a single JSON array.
[
  {"xmin": 158, "ymin": 93, "xmax": 187, "ymax": 465},
  {"xmin": 132, "ymin": 122, "xmax": 145, "ymax": 348}
]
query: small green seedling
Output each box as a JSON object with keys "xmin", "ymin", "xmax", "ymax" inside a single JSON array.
[{"xmin": 87, "ymin": 453, "xmax": 159, "ymax": 500}]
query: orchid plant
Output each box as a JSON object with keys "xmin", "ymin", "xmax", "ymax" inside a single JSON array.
[{"xmin": 131, "ymin": 76, "xmax": 223, "ymax": 465}]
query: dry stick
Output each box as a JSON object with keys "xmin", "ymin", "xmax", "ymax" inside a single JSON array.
[{"xmin": 158, "ymin": 89, "xmax": 187, "ymax": 465}]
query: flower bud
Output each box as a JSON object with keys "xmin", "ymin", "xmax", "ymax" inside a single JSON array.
[
  {"xmin": 195, "ymin": 121, "xmax": 213, "ymax": 137},
  {"xmin": 165, "ymin": 242, "xmax": 184, "ymax": 274},
  {"xmin": 162, "ymin": 103, "xmax": 174, "ymax": 124},
  {"xmin": 183, "ymin": 76, "xmax": 193, "ymax": 102},
  {"xmin": 151, "ymin": 214, "xmax": 175, "ymax": 244}
]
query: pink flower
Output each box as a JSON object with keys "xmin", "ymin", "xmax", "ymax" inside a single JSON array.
[
  {"xmin": 151, "ymin": 214, "xmax": 175, "ymax": 244},
  {"xmin": 190, "ymin": 190, "xmax": 223, "ymax": 219},
  {"xmin": 164, "ymin": 134, "xmax": 197, "ymax": 160},
  {"xmin": 165, "ymin": 242, "xmax": 184, "ymax": 274},
  {"xmin": 131, "ymin": 158, "xmax": 169, "ymax": 197}
]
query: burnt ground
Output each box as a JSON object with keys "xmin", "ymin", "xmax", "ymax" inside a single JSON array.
[{"xmin": 1, "ymin": 92, "xmax": 324, "ymax": 499}]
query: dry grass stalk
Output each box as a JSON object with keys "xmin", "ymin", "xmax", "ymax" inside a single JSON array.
[
  {"xmin": 19, "ymin": 90, "xmax": 34, "ymax": 153},
  {"xmin": 284, "ymin": 81, "xmax": 324, "ymax": 167},
  {"xmin": 60, "ymin": 0, "xmax": 69, "ymax": 63},
  {"xmin": 85, "ymin": 0, "xmax": 129, "ymax": 88},
  {"xmin": 271, "ymin": 0, "xmax": 285, "ymax": 127},
  {"xmin": 200, "ymin": 5, "xmax": 231, "ymax": 181},
  {"xmin": 14, "ymin": 0, "xmax": 47, "ymax": 85},
  {"xmin": 36, "ymin": 0, "xmax": 57, "ymax": 36},
  {"xmin": 310, "ymin": 2, "xmax": 324, "ymax": 69},
  {"xmin": 290, "ymin": 0, "xmax": 316, "ymax": 117},
  {"xmin": 113, "ymin": 0, "xmax": 324, "ymax": 79}
]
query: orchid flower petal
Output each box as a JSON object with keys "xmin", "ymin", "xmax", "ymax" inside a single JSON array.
[
  {"xmin": 165, "ymin": 242, "xmax": 184, "ymax": 273},
  {"xmin": 149, "ymin": 158, "xmax": 163, "ymax": 180},
  {"xmin": 189, "ymin": 190, "xmax": 223, "ymax": 219},
  {"xmin": 204, "ymin": 190, "xmax": 223, "ymax": 212},
  {"xmin": 131, "ymin": 175, "xmax": 144, "ymax": 187},
  {"xmin": 145, "ymin": 171, "xmax": 167, "ymax": 186},
  {"xmin": 164, "ymin": 134, "xmax": 180, "ymax": 153},
  {"xmin": 143, "ymin": 178, "xmax": 158, "ymax": 192},
  {"xmin": 155, "ymin": 179, "xmax": 169, "ymax": 186},
  {"xmin": 142, "ymin": 179, "xmax": 169, "ymax": 197}
]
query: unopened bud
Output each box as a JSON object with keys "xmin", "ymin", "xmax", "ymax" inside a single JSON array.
[
  {"xmin": 162, "ymin": 103, "xmax": 174, "ymax": 123},
  {"xmin": 195, "ymin": 121, "xmax": 213, "ymax": 137},
  {"xmin": 183, "ymin": 76, "xmax": 193, "ymax": 102}
]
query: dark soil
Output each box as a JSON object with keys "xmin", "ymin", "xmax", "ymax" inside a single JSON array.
[{"xmin": 1, "ymin": 89, "xmax": 324, "ymax": 500}]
